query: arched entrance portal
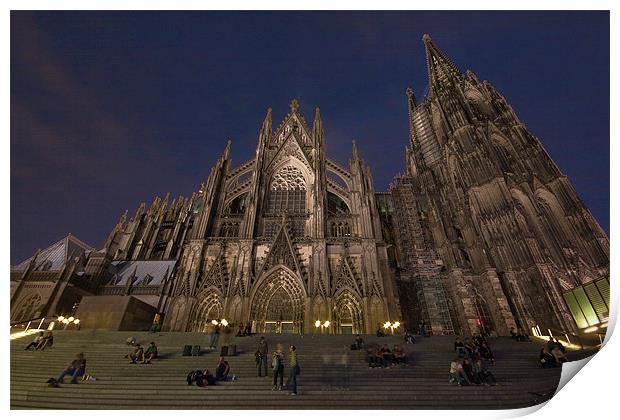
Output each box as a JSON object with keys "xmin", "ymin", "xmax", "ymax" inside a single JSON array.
[
  {"xmin": 250, "ymin": 267, "xmax": 306, "ymax": 333},
  {"xmin": 188, "ymin": 290, "xmax": 223, "ymax": 332},
  {"xmin": 334, "ymin": 290, "xmax": 364, "ymax": 334}
]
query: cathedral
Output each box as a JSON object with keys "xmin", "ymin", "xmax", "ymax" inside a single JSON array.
[{"xmin": 10, "ymin": 35, "xmax": 610, "ymax": 336}]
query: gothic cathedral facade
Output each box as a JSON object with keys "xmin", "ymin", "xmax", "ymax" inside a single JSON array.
[{"xmin": 11, "ymin": 35, "xmax": 609, "ymax": 336}]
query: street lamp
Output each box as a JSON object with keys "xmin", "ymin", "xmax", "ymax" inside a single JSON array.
[
  {"xmin": 211, "ymin": 319, "xmax": 219, "ymax": 326},
  {"xmin": 383, "ymin": 321, "xmax": 401, "ymax": 334},
  {"xmin": 314, "ymin": 320, "xmax": 330, "ymax": 334},
  {"xmin": 221, "ymin": 319, "xmax": 229, "ymax": 327}
]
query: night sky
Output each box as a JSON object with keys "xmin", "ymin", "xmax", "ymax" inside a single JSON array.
[{"xmin": 10, "ymin": 11, "xmax": 609, "ymax": 264}]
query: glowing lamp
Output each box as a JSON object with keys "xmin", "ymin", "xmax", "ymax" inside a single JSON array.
[
  {"xmin": 57, "ymin": 316, "xmax": 65, "ymax": 322},
  {"xmin": 315, "ymin": 320, "xmax": 321, "ymax": 328},
  {"xmin": 393, "ymin": 322, "xmax": 400, "ymax": 328},
  {"xmin": 323, "ymin": 321, "xmax": 330, "ymax": 328},
  {"xmin": 68, "ymin": 317, "xmax": 75, "ymax": 322},
  {"xmin": 211, "ymin": 319, "xmax": 219, "ymax": 325},
  {"xmin": 73, "ymin": 319, "xmax": 80, "ymax": 325},
  {"xmin": 62, "ymin": 319, "xmax": 70, "ymax": 324},
  {"xmin": 221, "ymin": 319, "xmax": 228, "ymax": 327}
]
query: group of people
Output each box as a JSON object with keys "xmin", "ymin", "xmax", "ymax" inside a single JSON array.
[
  {"xmin": 236, "ymin": 322, "xmax": 253, "ymax": 337},
  {"xmin": 449, "ymin": 333, "xmax": 497, "ymax": 386},
  {"xmin": 24, "ymin": 331, "xmax": 54, "ymax": 351},
  {"xmin": 186, "ymin": 356, "xmax": 232, "ymax": 387},
  {"xmin": 367, "ymin": 343, "xmax": 407, "ymax": 368},
  {"xmin": 540, "ymin": 338, "xmax": 568, "ymax": 368},
  {"xmin": 449, "ymin": 356, "xmax": 497, "ymax": 386},
  {"xmin": 454, "ymin": 333, "xmax": 495, "ymax": 363},
  {"xmin": 125, "ymin": 341, "xmax": 159, "ymax": 364},
  {"xmin": 254, "ymin": 336, "xmax": 300, "ymax": 395}
]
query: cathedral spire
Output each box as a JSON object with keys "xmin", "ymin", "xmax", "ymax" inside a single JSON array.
[
  {"xmin": 223, "ymin": 139, "xmax": 232, "ymax": 160},
  {"xmin": 422, "ymin": 34, "xmax": 463, "ymax": 93},
  {"xmin": 312, "ymin": 107, "xmax": 323, "ymax": 145},
  {"xmin": 262, "ymin": 108, "xmax": 272, "ymax": 133},
  {"xmin": 351, "ymin": 139, "xmax": 360, "ymax": 161}
]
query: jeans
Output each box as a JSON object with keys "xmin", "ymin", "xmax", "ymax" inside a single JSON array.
[
  {"xmin": 258, "ymin": 355, "xmax": 268, "ymax": 376},
  {"xmin": 57, "ymin": 367, "xmax": 84, "ymax": 384},
  {"xmin": 273, "ymin": 365, "xmax": 284, "ymax": 387},
  {"xmin": 25, "ymin": 342, "xmax": 38, "ymax": 350},
  {"xmin": 288, "ymin": 367, "xmax": 298, "ymax": 393}
]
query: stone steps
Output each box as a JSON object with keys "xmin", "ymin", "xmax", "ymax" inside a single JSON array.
[{"xmin": 11, "ymin": 330, "xmax": 561, "ymax": 410}]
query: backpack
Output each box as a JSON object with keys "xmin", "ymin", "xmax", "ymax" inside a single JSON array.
[{"xmin": 187, "ymin": 370, "xmax": 204, "ymax": 385}]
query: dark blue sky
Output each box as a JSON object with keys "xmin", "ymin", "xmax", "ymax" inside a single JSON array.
[{"xmin": 11, "ymin": 11, "xmax": 609, "ymax": 263}]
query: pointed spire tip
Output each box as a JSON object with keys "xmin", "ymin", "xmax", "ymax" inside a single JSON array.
[{"xmin": 422, "ymin": 33, "xmax": 432, "ymax": 43}]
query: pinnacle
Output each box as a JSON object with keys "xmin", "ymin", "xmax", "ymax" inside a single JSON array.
[
  {"xmin": 422, "ymin": 33, "xmax": 432, "ymax": 42},
  {"xmin": 289, "ymin": 98, "xmax": 299, "ymax": 112}
]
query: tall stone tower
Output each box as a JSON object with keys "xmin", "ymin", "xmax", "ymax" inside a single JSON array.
[{"xmin": 395, "ymin": 34, "xmax": 609, "ymax": 335}]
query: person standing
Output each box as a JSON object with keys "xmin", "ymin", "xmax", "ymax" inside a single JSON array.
[
  {"xmin": 256, "ymin": 336, "xmax": 269, "ymax": 377},
  {"xmin": 210, "ymin": 324, "xmax": 220, "ymax": 350},
  {"xmin": 271, "ymin": 345, "xmax": 284, "ymax": 391},
  {"xmin": 205, "ymin": 323, "xmax": 215, "ymax": 349},
  {"xmin": 287, "ymin": 345, "xmax": 300, "ymax": 395}
]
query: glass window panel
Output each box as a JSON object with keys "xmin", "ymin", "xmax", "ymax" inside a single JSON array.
[
  {"xmin": 595, "ymin": 278, "xmax": 610, "ymax": 308},
  {"xmin": 573, "ymin": 287, "xmax": 599, "ymax": 326},
  {"xmin": 585, "ymin": 282, "xmax": 608, "ymax": 321},
  {"xmin": 563, "ymin": 291, "xmax": 589, "ymax": 329}
]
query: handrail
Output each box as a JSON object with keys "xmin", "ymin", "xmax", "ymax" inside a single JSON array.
[
  {"xmin": 10, "ymin": 316, "xmax": 50, "ymax": 328},
  {"xmin": 546, "ymin": 327, "xmax": 584, "ymax": 350}
]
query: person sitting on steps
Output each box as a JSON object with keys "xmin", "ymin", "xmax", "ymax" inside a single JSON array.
[
  {"xmin": 142, "ymin": 342, "xmax": 158, "ymax": 364},
  {"xmin": 187, "ymin": 369, "xmax": 216, "ymax": 387},
  {"xmin": 393, "ymin": 345, "xmax": 407, "ymax": 365},
  {"xmin": 379, "ymin": 344, "xmax": 394, "ymax": 367},
  {"xmin": 454, "ymin": 337, "xmax": 468, "ymax": 357},
  {"xmin": 126, "ymin": 343, "xmax": 144, "ymax": 364},
  {"xmin": 215, "ymin": 356, "xmax": 231, "ymax": 381},
  {"xmin": 55, "ymin": 353, "xmax": 87, "ymax": 385},
  {"xmin": 37, "ymin": 331, "xmax": 53, "ymax": 351},
  {"xmin": 539, "ymin": 346, "xmax": 556, "ymax": 368},
  {"xmin": 351, "ymin": 335, "xmax": 365, "ymax": 350},
  {"xmin": 25, "ymin": 332, "xmax": 44, "ymax": 350},
  {"xmin": 449, "ymin": 358, "xmax": 470, "ymax": 386}
]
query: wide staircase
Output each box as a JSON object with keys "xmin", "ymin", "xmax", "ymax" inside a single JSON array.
[{"xmin": 11, "ymin": 331, "xmax": 562, "ymax": 409}]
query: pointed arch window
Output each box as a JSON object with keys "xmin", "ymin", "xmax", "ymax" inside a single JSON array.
[{"xmin": 266, "ymin": 166, "xmax": 307, "ymax": 215}]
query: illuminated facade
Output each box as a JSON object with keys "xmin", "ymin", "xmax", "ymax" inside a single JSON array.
[{"xmin": 10, "ymin": 35, "xmax": 609, "ymax": 336}]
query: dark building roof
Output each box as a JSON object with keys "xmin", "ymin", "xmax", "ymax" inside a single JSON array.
[{"xmin": 12, "ymin": 234, "xmax": 95, "ymax": 273}]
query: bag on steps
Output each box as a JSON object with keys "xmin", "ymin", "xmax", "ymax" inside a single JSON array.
[
  {"xmin": 182, "ymin": 345, "xmax": 192, "ymax": 356},
  {"xmin": 46, "ymin": 377, "xmax": 59, "ymax": 388},
  {"xmin": 220, "ymin": 345, "xmax": 229, "ymax": 357},
  {"xmin": 192, "ymin": 345, "xmax": 201, "ymax": 356}
]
